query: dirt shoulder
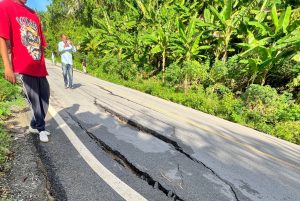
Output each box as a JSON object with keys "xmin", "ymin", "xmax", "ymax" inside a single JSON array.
[{"xmin": 0, "ymin": 108, "xmax": 52, "ymax": 201}]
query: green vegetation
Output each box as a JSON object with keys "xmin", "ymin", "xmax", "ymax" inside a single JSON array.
[
  {"xmin": 0, "ymin": 63, "xmax": 24, "ymax": 168},
  {"xmin": 0, "ymin": 126, "xmax": 11, "ymax": 167},
  {"xmin": 42, "ymin": 0, "xmax": 300, "ymax": 144}
]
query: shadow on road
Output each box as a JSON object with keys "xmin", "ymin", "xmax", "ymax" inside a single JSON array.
[{"xmin": 72, "ymin": 83, "xmax": 82, "ymax": 89}]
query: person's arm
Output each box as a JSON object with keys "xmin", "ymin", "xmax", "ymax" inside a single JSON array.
[
  {"xmin": 67, "ymin": 40, "xmax": 76, "ymax": 53},
  {"xmin": 0, "ymin": 37, "xmax": 15, "ymax": 84},
  {"xmin": 58, "ymin": 42, "xmax": 73, "ymax": 53},
  {"xmin": 0, "ymin": 6, "xmax": 14, "ymax": 83}
]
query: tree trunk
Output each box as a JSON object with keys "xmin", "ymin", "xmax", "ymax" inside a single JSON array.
[
  {"xmin": 157, "ymin": 57, "xmax": 160, "ymax": 72},
  {"xmin": 184, "ymin": 73, "xmax": 188, "ymax": 94},
  {"xmin": 222, "ymin": 50, "xmax": 228, "ymax": 61},
  {"xmin": 261, "ymin": 69, "xmax": 269, "ymax": 85},
  {"xmin": 162, "ymin": 50, "xmax": 166, "ymax": 83},
  {"xmin": 222, "ymin": 30, "xmax": 231, "ymax": 61},
  {"xmin": 261, "ymin": 76, "xmax": 266, "ymax": 86},
  {"xmin": 118, "ymin": 48, "xmax": 122, "ymax": 61},
  {"xmin": 184, "ymin": 56, "xmax": 191, "ymax": 93}
]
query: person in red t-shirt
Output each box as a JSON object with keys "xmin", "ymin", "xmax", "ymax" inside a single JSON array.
[{"xmin": 0, "ymin": 0, "xmax": 50, "ymax": 142}]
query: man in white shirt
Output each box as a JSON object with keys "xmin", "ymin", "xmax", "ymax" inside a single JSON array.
[{"xmin": 58, "ymin": 34, "xmax": 76, "ymax": 89}]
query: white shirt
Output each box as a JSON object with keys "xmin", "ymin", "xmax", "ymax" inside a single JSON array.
[{"xmin": 58, "ymin": 41, "xmax": 76, "ymax": 65}]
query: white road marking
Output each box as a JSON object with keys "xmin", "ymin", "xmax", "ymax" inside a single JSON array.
[{"xmin": 48, "ymin": 105, "xmax": 148, "ymax": 201}]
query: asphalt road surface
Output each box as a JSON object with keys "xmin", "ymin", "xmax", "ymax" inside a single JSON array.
[{"xmin": 38, "ymin": 60, "xmax": 300, "ymax": 201}]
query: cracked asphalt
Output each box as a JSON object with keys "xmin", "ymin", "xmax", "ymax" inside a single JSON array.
[{"xmin": 37, "ymin": 60, "xmax": 300, "ymax": 201}]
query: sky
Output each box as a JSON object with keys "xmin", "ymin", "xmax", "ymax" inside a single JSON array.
[{"xmin": 26, "ymin": 0, "xmax": 51, "ymax": 11}]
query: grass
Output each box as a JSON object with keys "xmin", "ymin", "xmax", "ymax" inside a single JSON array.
[
  {"xmin": 0, "ymin": 126, "xmax": 11, "ymax": 166},
  {"xmin": 0, "ymin": 64, "xmax": 25, "ymax": 169}
]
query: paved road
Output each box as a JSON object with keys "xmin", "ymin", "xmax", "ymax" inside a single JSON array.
[{"xmin": 39, "ymin": 60, "xmax": 300, "ymax": 201}]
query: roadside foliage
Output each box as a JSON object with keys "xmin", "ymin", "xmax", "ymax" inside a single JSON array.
[{"xmin": 0, "ymin": 64, "xmax": 24, "ymax": 167}]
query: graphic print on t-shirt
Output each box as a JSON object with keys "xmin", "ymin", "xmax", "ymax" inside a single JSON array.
[{"xmin": 16, "ymin": 17, "xmax": 41, "ymax": 61}]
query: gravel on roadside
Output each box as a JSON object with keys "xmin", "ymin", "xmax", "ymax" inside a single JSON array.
[{"xmin": 0, "ymin": 108, "xmax": 52, "ymax": 201}]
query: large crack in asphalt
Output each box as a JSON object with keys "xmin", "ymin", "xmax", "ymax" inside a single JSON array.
[
  {"xmin": 94, "ymin": 84, "xmax": 167, "ymax": 115},
  {"xmin": 66, "ymin": 112, "xmax": 184, "ymax": 201},
  {"xmin": 76, "ymin": 83, "xmax": 240, "ymax": 200},
  {"xmin": 92, "ymin": 100, "xmax": 240, "ymax": 201}
]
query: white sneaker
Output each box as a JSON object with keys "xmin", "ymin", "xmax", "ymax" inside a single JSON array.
[
  {"xmin": 42, "ymin": 130, "xmax": 51, "ymax": 136},
  {"xmin": 28, "ymin": 126, "xmax": 39, "ymax": 134},
  {"xmin": 39, "ymin": 131, "xmax": 49, "ymax": 143},
  {"xmin": 29, "ymin": 127, "xmax": 51, "ymax": 135}
]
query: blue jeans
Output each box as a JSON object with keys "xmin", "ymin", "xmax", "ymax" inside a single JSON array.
[{"xmin": 62, "ymin": 63, "xmax": 73, "ymax": 87}]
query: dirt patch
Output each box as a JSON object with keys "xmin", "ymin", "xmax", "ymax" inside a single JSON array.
[{"xmin": 0, "ymin": 108, "xmax": 52, "ymax": 201}]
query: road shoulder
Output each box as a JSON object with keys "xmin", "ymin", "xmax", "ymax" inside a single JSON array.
[{"xmin": 0, "ymin": 108, "xmax": 51, "ymax": 200}]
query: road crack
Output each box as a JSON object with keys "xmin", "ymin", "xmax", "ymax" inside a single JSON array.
[
  {"xmin": 177, "ymin": 164, "xmax": 184, "ymax": 190},
  {"xmin": 93, "ymin": 101, "xmax": 240, "ymax": 201},
  {"xmin": 67, "ymin": 112, "xmax": 184, "ymax": 201},
  {"xmin": 94, "ymin": 84, "xmax": 173, "ymax": 123}
]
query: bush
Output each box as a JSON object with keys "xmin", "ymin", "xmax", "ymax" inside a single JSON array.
[
  {"xmin": 166, "ymin": 60, "xmax": 209, "ymax": 87},
  {"xmin": 100, "ymin": 55, "xmax": 119, "ymax": 74},
  {"xmin": 242, "ymin": 84, "xmax": 291, "ymax": 123},
  {"xmin": 274, "ymin": 121, "xmax": 300, "ymax": 144},
  {"xmin": 278, "ymin": 103, "xmax": 300, "ymax": 121},
  {"xmin": 182, "ymin": 60, "xmax": 209, "ymax": 85},
  {"xmin": 268, "ymin": 59, "xmax": 300, "ymax": 88},
  {"xmin": 165, "ymin": 62, "xmax": 183, "ymax": 86},
  {"xmin": 206, "ymin": 83, "xmax": 232, "ymax": 97},
  {"xmin": 99, "ymin": 56, "xmax": 138, "ymax": 80},
  {"xmin": 226, "ymin": 55, "xmax": 246, "ymax": 89},
  {"xmin": 139, "ymin": 63, "xmax": 155, "ymax": 78},
  {"xmin": 86, "ymin": 52, "xmax": 102, "ymax": 70},
  {"xmin": 0, "ymin": 79, "xmax": 19, "ymax": 102},
  {"xmin": 0, "ymin": 102, "xmax": 11, "ymax": 119},
  {"xmin": 205, "ymin": 84, "xmax": 243, "ymax": 121},
  {"xmin": 118, "ymin": 60, "xmax": 138, "ymax": 80},
  {"xmin": 0, "ymin": 126, "xmax": 11, "ymax": 165},
  {"xmin": 209, "ymin": 59, "xmax": 228, "ymax": 83}
]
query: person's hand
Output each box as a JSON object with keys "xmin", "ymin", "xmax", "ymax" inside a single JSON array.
[
  {"xmin": 5, "ymin": 67, "xmax": 16, "ymax": 84},
  {"xmin": 64, "ymin": 41, "xmax": 69, "ymax": 48}
]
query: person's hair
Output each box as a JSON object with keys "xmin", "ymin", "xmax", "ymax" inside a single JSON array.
[{"xmin": 61, "ymin": 34, "xmax": 66, "ymax": 38}]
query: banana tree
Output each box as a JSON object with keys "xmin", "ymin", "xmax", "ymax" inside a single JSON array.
[
  {"xmin": 91, "ymin": 10, "xmax": 138, "ymax": 60},
  {"xmin": 170, "ymin": 15, "xmax": 210, "ymax": 91},
  {"xmin": 141, "ymin": 26, "xmax": 171, "ymax": 82},
  {"xmin": 138, "ymin": 1, "xmax": 177, "ymax": 82},
  {"xmin": 207, "ymin": 0, "xmax": 261, "ymax": 61},
  {"xmin": 208, "ymin": 0, "xmax": 236, "ymax": 61},
  {"xmin": 239, "ymin": 5, "xmax": 300, "ymax": 85},
  {"xmin": 82, "ymin": 31, "xmax": 102, "ymax": 54},
  {"xmin": 170, "ymin": 16, "xmax": 211, "ymax": 61}
]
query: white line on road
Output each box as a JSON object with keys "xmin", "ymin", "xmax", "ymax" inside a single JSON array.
[{"xmin": 48, "ymin": 105, "xmax": 148, "ymax": 201}]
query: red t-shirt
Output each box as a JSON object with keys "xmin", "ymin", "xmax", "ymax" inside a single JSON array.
[{"xmin": 0, "ymin": 0, "xmax": 48, "ymax": 77}]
